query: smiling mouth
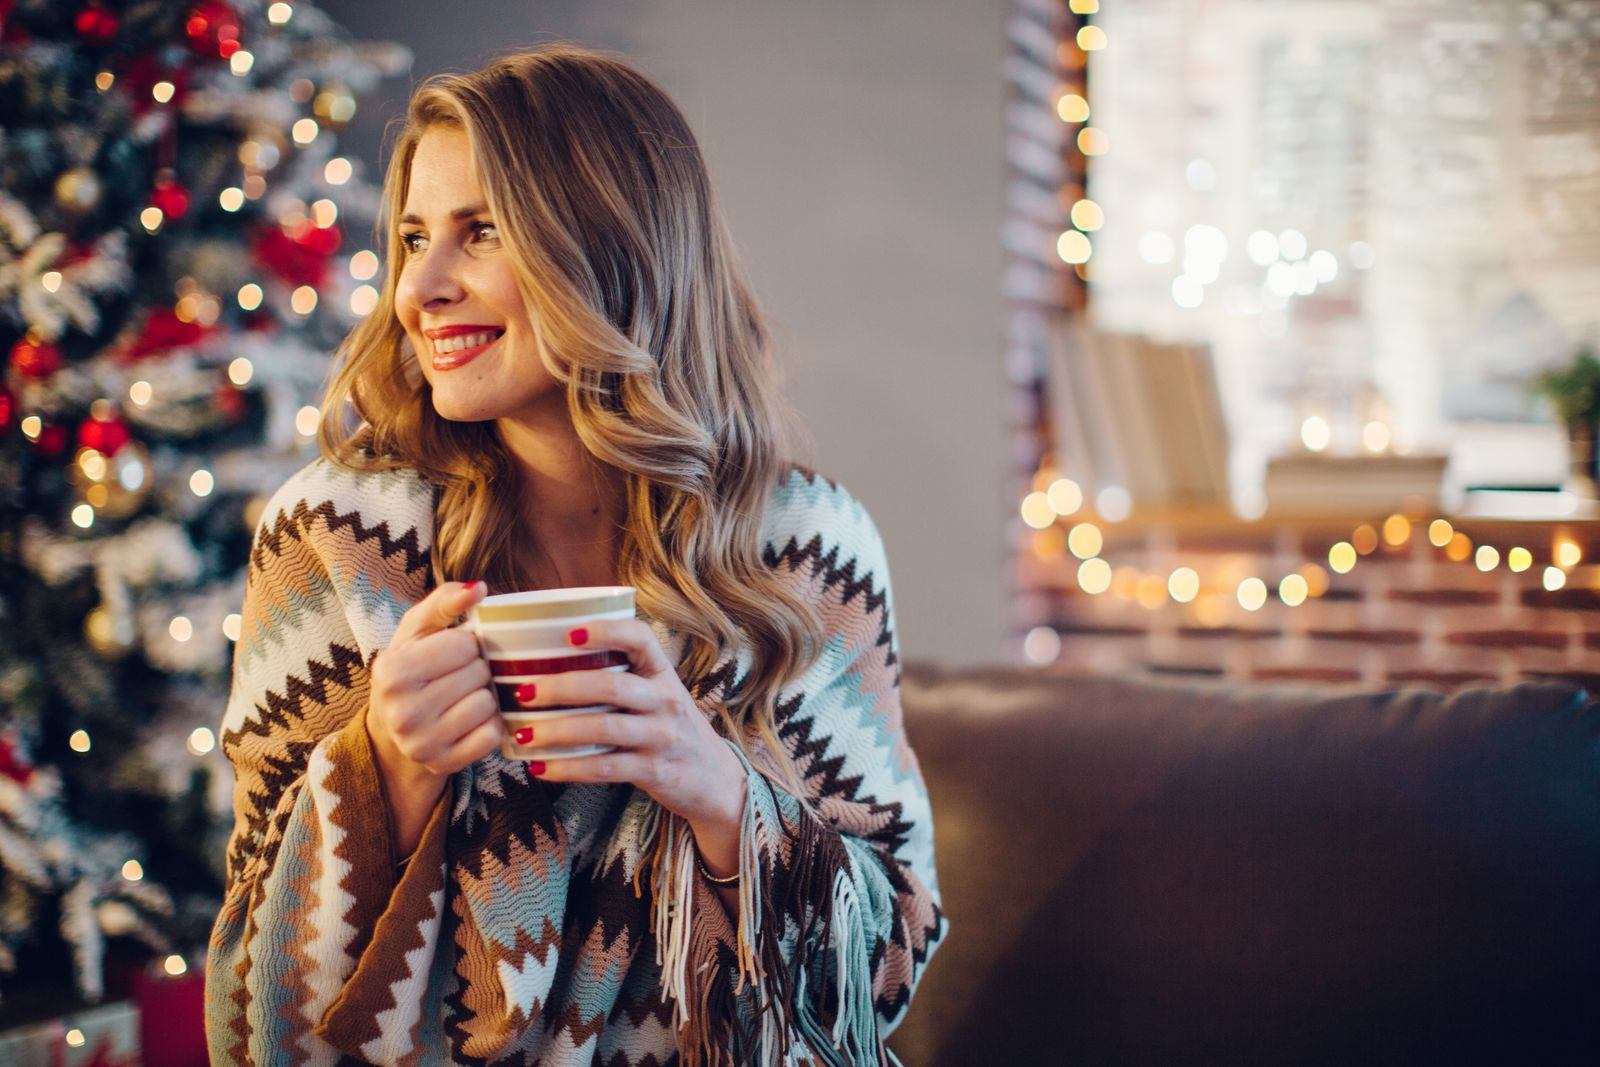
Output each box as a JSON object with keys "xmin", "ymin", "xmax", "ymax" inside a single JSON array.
[{"xmin": 429, "ymin": 329, "xmax": 505, "ymax": 371}]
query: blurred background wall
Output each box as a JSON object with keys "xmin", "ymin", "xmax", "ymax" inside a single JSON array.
[{"xmin": 320, "ymin": 0, "xmax": 1011, "ymax": 667}]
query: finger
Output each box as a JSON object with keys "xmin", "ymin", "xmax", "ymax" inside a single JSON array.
[
  {"xmin": 395, "ymin": 580, "xmax": 486, "ymax": 644},
  {"xmin": 438, "ymin": 713, "xmax": 504, "ymax": 771},
  {"xmin": 394, "ymin": 685, "xmax": 494, "ymax": 762},
  {"xmin": 532, "ymin": 748, "xmax": 657, "ymax": 786},
  {"xmin": 433, "ymin": 684, "xmax": 499, "ymax": 743},
  {"xmin": 567, "ymin": 619, "xmax": 672, "ymax": 678},
  {"xmin": 510, "ymin": 710, "xmax": 668, "ymax": 752},
  {"xmin": 385, "ymin": 629, "xmax": 483, "ymax": 692},
  {"xmin": 509, "ymin": 666, "xmax": 662, "ymax": 715}
]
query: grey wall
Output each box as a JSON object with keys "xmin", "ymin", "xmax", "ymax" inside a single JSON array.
[{"xmin": 321, "ymin": 0, "xmax": 1008, "ymax": 667}]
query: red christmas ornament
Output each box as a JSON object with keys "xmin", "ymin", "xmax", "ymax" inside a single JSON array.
[
  {"xmin": 253, "ymin": 223, "xmax": 332, "ymax": 288},
  {"xmin": 0, "ymin": 383, "xmax": 14, "ymax": 432},
  {"xmin": 1, "ymin": 0, "xmax": 30, "ymax": 45},
  {"xmin": 74, "ymin": 3, "xmax": 117, "ymax": 44},
  {"xmin": 121, "ymin": 307, "xmax": 212, "ymax": 362},
  {"xmin": 10, "ymin": 336, "xmax": 61, "ymax": 379},
  {"xmin": 150, "ymin": 176, "xmax": 191, "ymax": 221},
  {"xmin": 79, "ymin": 412, "xmax": 131, "ymax": 457},
  {"xmin": 214, "ymin": 380, "xmax": 246, "ymax": 422},
  {"xmin": 185, "ymin": 1, "xmax": 241, "ymax": 60},
  {"xmin": 34, "ymin": 422, "xmax": 67, "ymax": 456},
  {"xmin": 119, "ymin": 57, "xmax": 188, "ymax": 116},
  {"xmin": 0, "ymin": 732, "xmax": 32, "ymax": 785}
]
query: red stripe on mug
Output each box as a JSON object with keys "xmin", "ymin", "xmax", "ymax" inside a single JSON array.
[{"xmin": 487, "ymin": 649, "xmax": 629, "ymax": 676}]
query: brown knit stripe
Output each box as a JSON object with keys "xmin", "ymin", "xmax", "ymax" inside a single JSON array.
[
  {"xmin": 320, "ymin": 708, "xmax": 398, "ymax": 964},
  {"xmin": 315, "ymin": 785, "xmax": 450, "ymax": 1055}
]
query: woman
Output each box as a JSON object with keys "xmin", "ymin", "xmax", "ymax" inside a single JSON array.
[{"xmin": 205, "ymin": 43, "xmax": 945, "ymax": 1066}]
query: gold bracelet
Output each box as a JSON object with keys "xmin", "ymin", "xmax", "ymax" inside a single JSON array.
[{"xmin": 696, "ymin": 852, "xmax": 740, "ymax": 888}]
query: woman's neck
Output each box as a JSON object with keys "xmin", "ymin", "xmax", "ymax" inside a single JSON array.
[{"xmin": 495, "ymin": 405, "xmax": 628, "ymax": 549}]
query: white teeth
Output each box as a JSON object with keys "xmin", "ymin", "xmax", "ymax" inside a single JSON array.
[{"xmin": 433, "ymin": 330, "xmax": 501, "ymax": 355}]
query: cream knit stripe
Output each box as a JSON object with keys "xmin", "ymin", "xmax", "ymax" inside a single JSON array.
[{"xmin": 362, "ymin": 884, "xmax": 446, "ymax": 1065}]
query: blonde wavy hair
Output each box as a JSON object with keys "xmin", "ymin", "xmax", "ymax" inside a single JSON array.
[{"xmin": 316, "ymin": 44, "xmax": 827, "ymax": 807}]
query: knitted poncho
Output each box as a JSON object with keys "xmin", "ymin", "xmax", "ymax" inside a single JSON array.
[{"xmin": 203, "ymin": 456, "xmax": 946, "ymax": 1066}]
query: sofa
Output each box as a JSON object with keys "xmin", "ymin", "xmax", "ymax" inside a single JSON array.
[{"xmin": 884, "ymin": 663, "xmax": 1600, "ymax": 1066}]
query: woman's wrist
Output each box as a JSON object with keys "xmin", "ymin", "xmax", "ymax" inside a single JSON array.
[{"xmin": 688, "ymin": 747, "xmax": 748, "ymax": 879}]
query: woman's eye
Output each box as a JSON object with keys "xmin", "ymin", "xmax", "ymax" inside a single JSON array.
[
  {"xmin": 399, "ymin": 231, "xmax": 427, "ymax": 254},
  {"xmin": 471, "ymin": 222, "xmax": 500, "ymax": 243}
]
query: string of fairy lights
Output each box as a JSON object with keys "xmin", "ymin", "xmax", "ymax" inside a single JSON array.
[{"xmin": 1019, "ymin": 469, "xmax": 1586, "ymax": 662}]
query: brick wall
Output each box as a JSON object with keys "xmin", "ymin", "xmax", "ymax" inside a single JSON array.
[{"xmin": 1014, "ymin": 509, "xmax": 1600, "ymax": 694}]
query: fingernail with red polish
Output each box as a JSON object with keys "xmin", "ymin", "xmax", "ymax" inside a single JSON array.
[
  {"xmin": 528, "ymin": 760, "xmax": 546, "ymax": 775},
  {"xmin": 513, "ymin": 727, "xmax": 534, "ymax": 744},
  {"xmin": 515, "ymin": 682, "xmax": 537, "ymax": 702},
  {"xmin": 568, "ymin": 627, "xmax": 588, "ymax": 646}
]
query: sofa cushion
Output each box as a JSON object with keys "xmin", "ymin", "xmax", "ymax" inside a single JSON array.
[{"xmin": 887, "ymin": 663, "xmax": 1600, "ymax": 1066}]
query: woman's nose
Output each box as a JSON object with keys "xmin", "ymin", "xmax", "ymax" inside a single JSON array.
[{"xmin": 404, "ymin": 247, "xmax": 468, "ymax": 310}]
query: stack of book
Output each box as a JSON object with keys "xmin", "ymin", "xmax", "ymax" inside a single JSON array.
[
  {"xmin": 1262, "ymin": 451, "xmax": 1451, "ymax": 515},
  {"xmin": 1047, "ymin": 317, "xmax": 1231, "ymax": 511}
]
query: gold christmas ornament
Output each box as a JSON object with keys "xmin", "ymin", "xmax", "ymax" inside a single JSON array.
[
  {"xmin": 73, "ymin": 439, "xmax": 153, "ymax": 519},
  {"xmin": 54, "ymin": 166, "xmax": 104, "ymax": 214},
  {"xmin": 85, "ymin": 602, "xmax": 137, "ymax": 658}
]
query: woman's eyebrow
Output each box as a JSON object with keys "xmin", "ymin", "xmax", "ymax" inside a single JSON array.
[{"xmin": 397, "ymin": 203, "xmax": 491, "ymax": 226}]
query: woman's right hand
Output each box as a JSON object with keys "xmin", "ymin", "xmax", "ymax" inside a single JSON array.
[{"xmin": 367, "ymin": 580, "xmax": 501, "ymax": 806}]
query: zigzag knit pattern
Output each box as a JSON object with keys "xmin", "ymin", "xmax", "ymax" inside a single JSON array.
[{"xmin": 204, "ymin": 456, "xmax": 947, "ymax": 1066}]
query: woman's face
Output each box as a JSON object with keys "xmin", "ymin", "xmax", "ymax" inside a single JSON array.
[{"xmin": 394, "ymin": 125, "xmax": 553, "ymax": 422}]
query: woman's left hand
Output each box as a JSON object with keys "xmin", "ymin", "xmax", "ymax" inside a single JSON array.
[{"xmin": 510, "ymin": 620, "xmax": 748, "ymax": 832}]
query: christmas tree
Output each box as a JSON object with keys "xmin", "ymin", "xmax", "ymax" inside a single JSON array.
[{"xmin": 0, "ymin": 0, "xmax": 406, "ymax": 1012}]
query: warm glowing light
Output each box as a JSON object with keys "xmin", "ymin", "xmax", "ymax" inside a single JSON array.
[
  {"xmin": 325, "ymin": 157, "xmax": 353, "ymax": 185},
  {"xmin": 71, "ymin": 504, "xmax": 94, "ymax": 529},
  {"xmin": 66, "ymin": 1029, "xmax": 86, "ymax": 1049},
  {"xmin": 289, "ymin": 405, "xmax": 318, "ymax": 437},
  {"xmin": 1021, "ymin": 491, "xmax": 1054, "ymax": 529},
  {"xmin": 1474, "ymin": 544, "xmax": 1500, "ymax": 571},
  {"xmin": 1070, "ymin": 199, "xmax": 1104, "ymax": 231},
  {"xmin": 69, "ymin": 729, "xmax": 91, "ymax": 753},
  {"xmin": 122, "ymin": 860, "xmax": 144, "ymax": 881},
  {"xmin": 1056, "ymin": 93, "xmax": 1089, "ymax": 123},
  {"xmin": 41, "ymin": 270, "xmax": 61, "ymax": 292},
  {"xmin": 1428, "ymin": 519, "xmax": 1453, "ymax": 547},
  {"xmin": 1555, "ymin": 539, "xmax": 1582, "ymax": 568},
  {"xmin": 170, "ymin": 616, "xmax": 193, "ymax": 642},
  {"xmin": 1362, "ymin": 420, "xmax": 1391, "ymax": 452},
  {"xmin": 1097, "ymin": 486, "xmax": 1131, "ymax": 521},
  {"xmin": 1066, "ymin": 522, "xmax": 1103, "ymax": 559},
  {"xmin": 129, "ymin": 380, "xmax": 153, "ymax": 406},
  {"xmin": 1023, "ymin": 626, "xmax": 1062, "ymax": 664},
  {"xmin": 350, "ymin": 284, "xmax": 379, "ymax": 315},
  {"xmin": 1077, "ymin": 557, "xmax": 1112, "ymax": 594},
  {"xmin": 229, "ymin": 49, "xmax": 254, "ymax": 76},
  {"xmin": 78, "ymin": 448, "xmax": 107, "ymax": 480},
  {"xmin": 95, "ymin": 71, "xmax": 115, "ymax": 92},
  {"xmin": 1381, "ymin": 514, "xmax": 1410, "ymax": 547},
  {"xmin": 312, "ymin": 198, "xmax": 338, "ymax": 227},
  {"xmin": 1047, "ymin": 478, "xmax": 1083, "ymax": 515},
  {"xmin": 1507, "ymin": 547, "xmax": 1532, "ymax": 572},
  {"xmin": 1543, "ymin": 565, "xmax": 1566, "ymax": 591},
  {"xmin": 21, "ymin": 415, "xmax": 41, "ymax": 439},
  {"xmin": 268, "ymin": 2, "xmax": 293, "ymax": 23},
  {"xmin": 349, "ymin": 250, "xmax": 379, "ymax": 280},
  {"xmin": 290, "ymin": 285, "xmax": 318, "ymax": 314},
  {"xmin": 237, "ymin": 283, "xmax": 263, "ymax": 311},
  {"xmin": 1032, "ymin": 525, "xmax": 1067, "ymax": 559},
  {"xmin": 1445, "ymin": 532, "xmax": 1472, "ymax": 562},
  {"xmin": 223, "ymin": 613, "xmax": 242, "ymax": 641},
  {"xmin": 1136, "ymin": 574, "xmax": 1167, "ymax": 610},
  {"xmin": 219, "ymin": 186, "xmax": 245, "ymax": 212},
  {"xmin": 188, "ymin": 727, "xmax": 216, "ymax": 755},
  {"xmin": 164, "ymin": 955, "xmax": 188, "ymax": 977},
  {"xmin": 1057, "ymin": 230, "xmax": 1092, "ymax": 264},
  {"xmin": 1168, "ymin": 567, "xmax": 1200, "ymax": 603},
  {"xmin": 1300, "ymin": 415, "xmax": 1331, "ymax": 452},
  {"xmin": 1077, "ymin": 26, "xmax": 1107, "ymax": 51},
  {"xmin": 140, "ymin": 206, "xmax": 164, "ymax": 232},
  {"xmin": 1069, "ymin": 0, "xmax": 1099, "ymax": 12},
  {"xmin": 1237, "ymin": 577, "xmax": 1268, "ymax": 611},
  {"xmin": 1077, "ymin": 127, "xmax": 1109, "ymax": 155},
  {"xmin": 1278, "ymin": 573, "xmax": 1309, "ymax": 606},
  {"xmin": 292, "ymin": 118, "xmax": 319, "ymax": 145},
  {"xmin": 228, "ymin": 356, "xmax": 254, "ymax": 385},
  {"xmin": 189, "ymin": 469, "xmax": 214, "ymax": 497},
  {"xmin": 1300, "ymin": 563, "xmax": 1329, "ymax": 597},
  {"xmin": 151, "ymin": 80, "xmax": 176, "ymax": 104}
]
